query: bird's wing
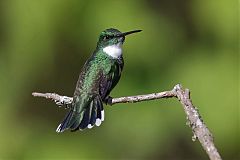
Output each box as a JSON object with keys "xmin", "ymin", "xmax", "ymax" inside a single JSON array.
[
  {"xmin": 99, "ymin": 56, "xmax": 124, "ymax": 100},
  {"xmin": 56, "ymin": 58, "xmax": 106, "ymax": 132},
  {"xmin": 56, "ymin": 56, "xmax": 124, "ymax": 132}
]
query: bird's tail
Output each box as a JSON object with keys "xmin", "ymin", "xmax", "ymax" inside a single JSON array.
[{"xmin": 56, "ymin": 95, "xmax": 104, "ymax": 133}]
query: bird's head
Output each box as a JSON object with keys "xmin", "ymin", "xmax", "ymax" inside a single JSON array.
[{"xmin": 96, "ymin": 28, "xmax": 142, "ymax": 49}]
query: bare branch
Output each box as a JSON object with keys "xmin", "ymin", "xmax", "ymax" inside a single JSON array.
[
  {"xmin": 32, "ymin": 84, "xmax": 222, "ymax": 160},
  {"xmin": 173, "ymin": 85, "xmax": 222, "ymax": 160},
  {"xmin": 111, "ymin": 90, "xmax": 176, "ymax": 104}
]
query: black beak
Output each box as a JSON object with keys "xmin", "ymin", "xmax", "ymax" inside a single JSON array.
[{"xmin": 117, "ymin": 29, "xmax": 142, "ymax": 37}]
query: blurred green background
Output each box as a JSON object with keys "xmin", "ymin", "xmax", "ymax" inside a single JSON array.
[{"xmin": 0, "ymin": 0, "xmax": 238, "ymax": 159}]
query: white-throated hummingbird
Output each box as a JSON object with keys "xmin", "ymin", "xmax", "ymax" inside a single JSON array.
[{"xmin": 56, "ymin": 28, "xmax": 142, "ymax": 132}]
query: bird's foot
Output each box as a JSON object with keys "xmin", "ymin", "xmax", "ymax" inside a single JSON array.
[
  {"xmin": 55, "ymin": 96, "xmax": 72, "ymax": 109},
  {"xmin": 104, "ymin": 96, "xmax": 113, "ymax": 106}
]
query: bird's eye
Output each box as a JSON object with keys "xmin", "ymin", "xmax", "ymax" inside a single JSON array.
[{"xmin": 103, "ymin": 35, "xmax": 111, "ymax": 41}]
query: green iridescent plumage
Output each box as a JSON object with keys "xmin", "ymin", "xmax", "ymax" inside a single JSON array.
[{"xmin": 56, "ymin": 28, "xmax": 141, "ymax": 132}]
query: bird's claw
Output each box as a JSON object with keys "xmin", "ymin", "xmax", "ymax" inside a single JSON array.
[
  {"xmin": 54, "ymin": 96, "xmax": 72, "ymax": 108},
  {"xmin": 104, "ymin": 96, "xmax": 113, "ymax": 105}
]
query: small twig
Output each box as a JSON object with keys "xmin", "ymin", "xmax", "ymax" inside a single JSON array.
[
  {"xmin": 32, "ymin": 92, "xmax": 73, "ymax": 106},
  {"xmin": 32, "ymin": 84, "xmax": 222, "ymax": 160}
]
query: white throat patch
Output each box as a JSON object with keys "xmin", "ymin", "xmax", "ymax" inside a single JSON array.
[{"xmin": 103, "ymin": 43, "xmax": 122, "ymax": 58}]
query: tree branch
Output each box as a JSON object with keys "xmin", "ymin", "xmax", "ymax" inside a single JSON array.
[{"xmin": 32, "ymin": 84, "xmax": 222, "ymax": 160}]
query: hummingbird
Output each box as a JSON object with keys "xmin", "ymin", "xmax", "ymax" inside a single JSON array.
[{"xmin": 56, "ymin": 28, "xmax": 142, "ymax": 132}]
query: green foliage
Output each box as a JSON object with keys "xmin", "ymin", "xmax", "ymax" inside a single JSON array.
[{"xmin": 0, "ymin": 0, "xmax": 238, "ymax": 159}]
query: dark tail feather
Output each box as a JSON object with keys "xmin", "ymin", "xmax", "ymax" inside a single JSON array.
[
  {"xmin": 96, "ymin": 96, "xmax": 104, "ymax": 125},
  {"xmin": 56, "ymin": 109, "xmax": 74, "ymax": 133},
  {"xmin": 78, "ymin": 101, "xmax": 92, "ymax": 129},
  {"xmin": 56, "ymin": 95, "xmax": 104, "ymax": 133},
  {"xmin": 89, "ymin": 103, "xmax": 97, "ymax": 126},
  {"xmin": 78, "ymin": 96, "xmax": 104, "ymax": 129}
]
